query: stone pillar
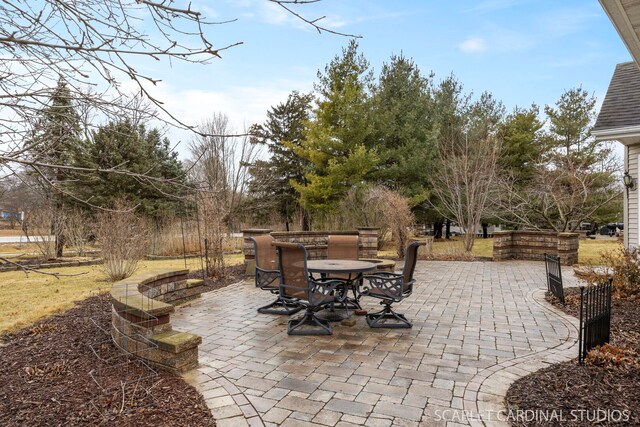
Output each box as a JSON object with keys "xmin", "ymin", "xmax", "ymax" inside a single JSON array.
[
  {"xmin": 242, "ymin": 228, "xmax": 272, "ymax": 276},
  {"xmin": 357, "ymin": 227, "xmax": 379, "ymax": 258},
  {"xmin": 492, "ymin": 231, "xmax": 513, "ymax": 261},
  {"xmin": 557, "ymin": 233, "xmax": 579, "ymax": 265}
]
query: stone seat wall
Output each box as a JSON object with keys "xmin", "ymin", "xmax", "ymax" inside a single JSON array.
[
  {"xmin": 242, "ymin": 227, "xmax": 382, "ymax": 274},
  {"xmin": 110, "ymin": 269, "xmax": 205, "ymax": 373},
  {"xmin": 493, "ymin": 230, "xmax": 579, "ymax": 265}
]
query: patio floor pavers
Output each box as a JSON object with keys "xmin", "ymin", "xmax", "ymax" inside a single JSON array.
[{"xmin": 175, "ymin": 260, "xmax": 580, "ymax": 427}]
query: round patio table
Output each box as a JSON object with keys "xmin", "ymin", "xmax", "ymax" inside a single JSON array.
[{"xmin": 307, "ymin": 260, "xmax": 376, "ymax": 321}]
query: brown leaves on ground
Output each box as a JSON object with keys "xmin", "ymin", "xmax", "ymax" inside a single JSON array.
[{"xmin": 506, "ymin": 289, "xmax": 640, "ymax": 426}]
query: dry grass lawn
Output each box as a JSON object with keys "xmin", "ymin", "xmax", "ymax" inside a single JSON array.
[
  {"xmin": 577, "ymin": 238, "xmax": 623, "ymax": 264},
  {"xmin": 0, "ymin": 228, "xmax": 27, "ymax": 237},
  {"xmin": 0, "ymin": 254, "xmax": 243, "ymax": 334},
  {"xmin": 382, "ymin": 236, "xmax": 622, "ymax": 264},
  {"xmin": 0, "ymin": 237, "xmax": 623, "ymax": 335}
]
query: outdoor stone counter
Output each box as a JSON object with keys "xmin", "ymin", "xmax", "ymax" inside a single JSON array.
[
  {"xmin": 110, "ymin": 269, "xmax": 204, "ymax": 373},
  {"xmin": 493, "ymin": 230, "xmax": 579, "ymax": 265}
]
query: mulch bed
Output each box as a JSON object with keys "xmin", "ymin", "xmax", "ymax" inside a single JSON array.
[
  {"xmin": 0, "ymin": 264, "xmax": 244, "ymax": 426},
  {"xmin": 506, "ymin": 288, "xmax": 640, "ymax": 426},
  {"xmin": 188, "ymin": 264, "xmax": 245, "ymax": 293}
]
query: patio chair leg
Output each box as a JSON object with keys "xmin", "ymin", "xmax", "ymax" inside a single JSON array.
[
  {"xmin": 257, "ymin": 296, "xmax": 302, "ymax": 315},
  {"xmin": 366, "ymin": 302, "xmax": 412, "ymax": 329},
  {"xmin": 288, "ymin": 308, "xmax": 332, "ymax": 335}
]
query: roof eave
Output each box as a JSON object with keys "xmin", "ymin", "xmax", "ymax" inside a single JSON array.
[
  {"xmin": 600, "ymin": 0, "xmax": 640, "ymax": 67},
  {"xmin": 593, "ymin": 125, "xmax": 640, "ymax": 144}
]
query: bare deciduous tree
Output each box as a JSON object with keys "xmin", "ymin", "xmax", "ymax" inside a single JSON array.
[
  {"xmin": 187, "ymin": 113, "xmax": 262, "ymax": 230},
  {"xmin": 197, "ymin": 192, "xmax": 226, "ymax": 279},
  {"xmin": 0, "ymin": 0, "xmax": 354, "ymax": 206},
  {"xmin": 495, "ymin": 156, "xmax": 622, "ymax": 232},
  {"xmin": 431, "ymin": 131, "xmax": 501, "ymax": 253},
  {"xmin": 64, "ymin": 208, "xmax": 92, "ymax": 257},
  {"xmin": 493, "ymin": 88, "xmax": 622, "ymax": 232}
]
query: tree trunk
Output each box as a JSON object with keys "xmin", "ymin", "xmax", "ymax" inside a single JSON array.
[
  {"xmin": 482, "ymin": 223, "xmax": 488, "ymax": 239},
  {"xmin": 445, "ymin": 219, "xmax": 451, "ymax": 239},
  {"xmin": 55, "ymin": 232, "xmax": 65, "ymax": 258},
  {"xmin": 54, "ymin": 198, "xmax": 64, "ymax": 258},
  {"xmin": 433, "ymin": 221, "xmax": 443, "ymax": 239},
  {"xmin": 302, "ymin": 210, "xmax": 311, "ymax": 231},
  {"xmin": 463, "ymin": 232, "xmax": 474, "ymax": 253}
]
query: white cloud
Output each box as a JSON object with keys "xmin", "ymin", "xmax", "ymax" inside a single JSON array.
[
  {"xmin": 458, "ymin": 37, "xmax": 487, "ymax": 53},
  {"xmin": 133, "ymin": 79, "xmax": 313, "ymax": 158}
]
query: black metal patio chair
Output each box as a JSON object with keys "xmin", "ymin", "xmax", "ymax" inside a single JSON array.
[
  {"xmin": 249, "ymin": 235, "xmax": 301, "ymax": 315},
  {"xmin": 327, "ymin": 234, "xmax": 362, "ymax": 310},
  {"xmin": 360, "ymin": 241, "xmax": 425, "ymax": 328},
  {"xmin": 275, "ymin": 242, "xmax": 347, "ymax": 335}
]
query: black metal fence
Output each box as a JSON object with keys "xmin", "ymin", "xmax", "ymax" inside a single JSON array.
[
  {"xmin": 578, "ymin": 279, "xmax": 613, "ymax": 364},
  {"xmin": 544, "ymin": 253, "xmax": 565, "ymax": 304}
]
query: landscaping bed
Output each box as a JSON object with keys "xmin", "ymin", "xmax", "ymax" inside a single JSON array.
[
  {"xmin": 506, "ymin": 288, "xmax": 640, "ymax": 426},
  {"xmin": 0, "ymin": 264, "xmax": 244, "ymax": 426}
]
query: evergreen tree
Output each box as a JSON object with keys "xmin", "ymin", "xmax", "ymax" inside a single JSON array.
[
  {"xmin": 499, "ymin": 105, "xmax": 543, "ymax": 187},
  {"xmin": 497, "ymin": 88, "xmax": 621, "ymax": 231},
  {"xmin": 77, "ymin": 120, "xmax": 186, "ymax": 219},
  {"xmin": 294, "ymin": 40, "xmax": 378, "ymax": 216},
  {"xmin": 248, "ymin": 91, "xmax": 314, "ymax": 230},
  {"xmin": 370, "ymin": 54, "xmax": 434, "ymax": 206},
  {"xmin": 25, "ymin": 79, "xmax": 83, "ymax": 256}
]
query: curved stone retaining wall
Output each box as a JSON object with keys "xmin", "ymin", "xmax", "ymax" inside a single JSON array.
[
  {"xmin": 110, "ymin": 269, "xmax": 204, "ymax": 373},
  {"xmin": 493, "ymin": 230, "xmax": 579, "ymax": 265}
]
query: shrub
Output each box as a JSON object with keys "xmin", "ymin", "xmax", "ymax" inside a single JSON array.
[
  {"xmin": 96, "ymin": 202, "xmax": 149, "ymax": 281},
  {"xmin": 24, "ymin": 206, "xmax": 60, "ymax": 259},
  {"xmin": 584, "ymin": 247, "xmax": 640, "ymax": 299},
  {"xmin": 64, "ymin": 208, "xmax": 91, "ymax": 257},
  {"xmin": 333, "ymin": 185, "xmax": 415, "ymax": 255},
  {"xmin": 380, "ymin": 190, "xmax": 414, "ymax": 258}
]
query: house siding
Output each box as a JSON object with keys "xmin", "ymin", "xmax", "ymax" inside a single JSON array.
[{"xmin": 627, "ymin": 146, "xmax": 640, "ymax": 248}]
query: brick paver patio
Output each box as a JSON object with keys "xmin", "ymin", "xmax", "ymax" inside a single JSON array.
[{"xmin": 174, "ymin": 261, "xmax": 581, "ymax": 427}]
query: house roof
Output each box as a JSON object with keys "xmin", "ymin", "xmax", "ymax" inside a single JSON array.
[
  {"xmin": 600, "ymin": 0, "xmax": 640, "ymax": 66},
  {"xmin": 593, "ymin": 61, "xmax": 640, "ymax": 134}
]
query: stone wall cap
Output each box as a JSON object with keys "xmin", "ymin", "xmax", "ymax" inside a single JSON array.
[
  {"xmin": 241, "ymin": 228, "xmax": 273, "ymax": 233},
  {"xmin": 110, "ymin": 269, "xmax": 190, "ymax": 318},
  {"xmin": 152, "ymin": 330, "xmax": 202, "ymax": 353},
  {"xmin": 271, "ymin": 230, "xmax": 358, "ymax": 236}
]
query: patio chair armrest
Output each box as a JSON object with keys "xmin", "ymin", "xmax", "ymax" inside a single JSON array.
[
  {"xmin": 255, "ymin": 267, "xmax": 280, "ymax": 289},
  {"xmin": 361, "ymin": 273, "xmax": 404, "ymax": 300},
  {"xmin": 363, "ymin": 271, "xmax": 402, "ymax": 281},
  {"xmin": 310, "ymin": 279, "xmax": 348, "ymax": 305}
]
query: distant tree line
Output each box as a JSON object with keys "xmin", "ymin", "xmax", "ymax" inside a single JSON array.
[
  {"xmin": 3, "ymin": 41, "xmax": 622, "ymax": 256},
  {"xmin": 247, "ymin": 41, "xmax": 622, "ymax": 251}
]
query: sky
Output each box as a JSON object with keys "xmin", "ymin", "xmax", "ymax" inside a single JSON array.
[{"xmin": 138, "ymin": 0, "xmax": 632, "ymax": 158}]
